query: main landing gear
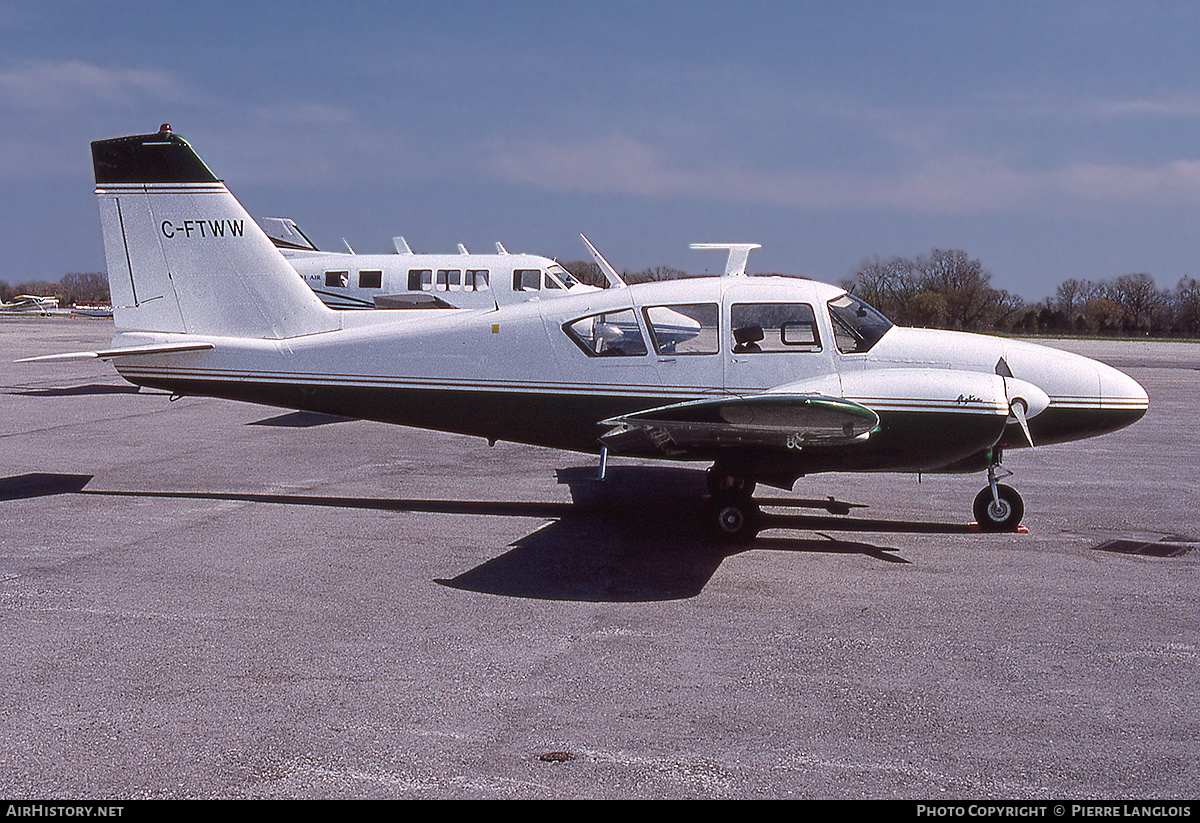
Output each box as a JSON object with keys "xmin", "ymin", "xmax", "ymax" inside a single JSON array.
[
  {"xmin": 704, "ymin": 466, "xmax": 762, "ymax": 544},
  {"xmin": 973, "ymin": 453, "xmax": 1025, "ymax": 532}
]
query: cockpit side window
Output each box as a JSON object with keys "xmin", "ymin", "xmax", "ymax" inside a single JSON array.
[
  {"xmin": 642, "ymin": 303, "xmax": 718, "ymax": 355},
  {"xmin": 563, "ymin": 309, "xmax": 648, "ymax": 357},
  {"xmin": 514, "ymin": 269, "xmax": 541, "ymax": 291},
  {"xmin": 827, "ymin": 293, "xmax": 893, "ymax": 354},
  {"xmin": 730, "ymin": 304, "xmax": 821, "ymax": 353}
]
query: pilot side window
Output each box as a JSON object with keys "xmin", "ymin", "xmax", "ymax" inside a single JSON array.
[
  {"xmin": 408, "ymin": 269, "xmax": 432, "ymax": 291},
  {"xmin": 642, "ymin": 303, "xmax": 718, "ymax": 355},
  {"xmin": 563, "ymin": 309, "xmax": 648, "ymax": 357},
  {"xmin": 513, "ymin": 269, "xmax": 541, "ymax": 291},
  {"xmin": 325, "ymin": 270, "xmax": 349, "ymax": 288},
  {"xmin": 466, "ymin": 270, "xmax": 490, "ymax": 292},
  {"xmin": 730, "ymin": 303, "xmax": 821, "ymax": 353},
  {"xmin": 359, "ymin": 270, "xmax": 382, "ymax": 289}
]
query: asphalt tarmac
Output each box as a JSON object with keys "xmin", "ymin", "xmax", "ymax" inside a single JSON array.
[{"xmin": 1, "ymin": 316, "xmax": 1196, "ymax": 799}]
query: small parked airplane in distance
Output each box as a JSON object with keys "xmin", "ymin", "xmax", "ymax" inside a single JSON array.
[
  {"xmin": 1, "ymin": 294, "xmax": 59, "ymax": 314},
  {"xmin": 259, "ymin": 215, "xmax": 607, "ymax": 310},
  {"xmin": 24, "ymin": 126, "xmax": 1149, "ymax": 542}
]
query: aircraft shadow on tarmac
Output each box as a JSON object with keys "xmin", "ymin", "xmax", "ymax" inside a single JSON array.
[{"xmin": 0, "ymin": 468, "xmax": 978, "ymax": 602}]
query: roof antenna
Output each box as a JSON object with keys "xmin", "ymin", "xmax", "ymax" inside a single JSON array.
[{"xmin": 690, "ymin": 243, "xmax": 761, "ymax": 277}]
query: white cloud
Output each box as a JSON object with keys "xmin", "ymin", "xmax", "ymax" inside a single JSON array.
[
  {"xmin": 484, "ymin": 133, "xmax": 1200, "ymax": 215},
  {"xmin": 0, "ymin": 59, "xmax": 185, "ymax": 111}
]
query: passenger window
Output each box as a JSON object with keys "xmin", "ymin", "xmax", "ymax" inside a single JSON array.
[
  {"xmin": 325, "ymin": 270, "xmax": 349, "ymax": 288},
  {"xmin": 731, "ymin": 303, "xmax": 821, "ymax": 353},
  {"xmin": 564, "ymin": 309, "xmax": 648, "ymax": 357},
  {"xmin": 359, "ymin": 270, "xmax": 382, "ymax": 289},
  {"xmin": 466, "ymin": 269, "xmax": 489, "ymax": 292},
  {"xmin": 513, "ymin": 269, "xmax": 541, "ymax": 291},
  {"xmin": 642, "ymin": 303, "xmax": 718, "ymax": 355},
  {"xmin": 437, "ymin": 269, "xmax": 461, "ymax": 292},
  {"xmin": 408, "ymin": 269, "xmax": 432, "ymax": 291}
]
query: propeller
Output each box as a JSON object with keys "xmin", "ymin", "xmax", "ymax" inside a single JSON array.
[{"xmin": 1009, "ymin": 397, "xmax": 1034, "ymax": 447}]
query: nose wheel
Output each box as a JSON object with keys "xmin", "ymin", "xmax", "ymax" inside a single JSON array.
[{"xmin": 974, "ymin": 458, "xmax": 1025, "ymax": 531}]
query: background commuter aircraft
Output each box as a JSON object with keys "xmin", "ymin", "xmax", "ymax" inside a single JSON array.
[
  {"xmin": 27, "ymin": 127, "xmax": 1149, "ymax": 542},
  {"xmin": 259, "ymin": 216, "xmax": 601, "ymax": 310}
]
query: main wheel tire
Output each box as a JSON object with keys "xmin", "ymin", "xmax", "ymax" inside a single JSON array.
[
  {"xmin": 705, "ymin": 494, "xmax": 761, "ymax": 544},
  {"xmin": 973, "ymin": 484, "xmax": 1024, "ymax": 531}
]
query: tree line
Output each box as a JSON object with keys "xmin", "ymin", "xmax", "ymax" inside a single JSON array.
[
  {"xmin": 564, "ymin": 248, "xmax": 1200, "ymax": 337},
  {"xmin": 1, "ymin": 272, "xmax": 110, "ymax": 307}
]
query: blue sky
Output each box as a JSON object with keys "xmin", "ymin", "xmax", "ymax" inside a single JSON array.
[{"xmin": 3, "ymin": 0, "xmax": 1200, "ymax": 301}]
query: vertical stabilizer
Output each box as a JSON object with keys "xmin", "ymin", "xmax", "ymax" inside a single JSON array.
[{"xmin": 92, "ymin": 128, "xmax": 339, "ymax": 339}]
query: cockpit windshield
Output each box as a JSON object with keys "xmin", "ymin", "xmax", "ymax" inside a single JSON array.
[
  {"xmin": 546, "ymin": 263, "xmax": 578, "ymax": 289},
  {"xmin": 827, "ymin": 293, "xmax": 893, "ymax": 354}
]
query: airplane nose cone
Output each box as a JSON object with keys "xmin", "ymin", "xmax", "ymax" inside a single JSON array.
[
  {"xmin": 1002, "ymin": 342, "xmax": 1148, "ymax": 445},
  {"xmin": 1097, "ymin": 360, "xmax": 1149, "ymax": 421}
]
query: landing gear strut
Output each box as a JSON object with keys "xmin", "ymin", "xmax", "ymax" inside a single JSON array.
[
  {"xmin": 704, "ymin": 464, "xmax": 762, "ymax": 544},
  {"xmin": 705, "ymin": 465, "xmax": 756, "ymax": 497},
  {"xmin": 973, "ymin": 453, "xmax": 1024, "ymax": 531}
]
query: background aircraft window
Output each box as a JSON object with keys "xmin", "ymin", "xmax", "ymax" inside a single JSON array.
[
  {"xmin": 437, "ymin": 269, "xmax": 462, "ymax": 292},
  {"xmin": 564, "ymin": 309, "xmax": 648, "ymax": 357},
  {"xmin": 325, "ymin": 270, "xmax": 349, "ymax": 288},
  {"xmin": 513, "ymin": 269, "xmax": 541, "ymax": 291},
  {"xmin": 642, "ymin": 303, "xmax": 717, "ymax": 355},
  {"xmin": 730, "ymin": 303, "xmax": 821, "ymax": 353},
  {"xmin": 466, "ymin": 270, "xmax": 489, "ymax": 292},
  {"xmin": 358, "ymin": 270, "xmax": 382, "ymax": 289},
  {"xmin": 827, "ymin": 294, "xmax": 893, "ymax": 354},
  {"xmin": 408, "ymin": 269, "xmax": 432, "ymax": 291}
]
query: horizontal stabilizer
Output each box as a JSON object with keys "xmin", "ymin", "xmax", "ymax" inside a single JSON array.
[
  {"xmin": 599, "ymin": 394, "xmax": 878, "ymax": 456},
  {"xmin": 260, "ymin": 217, "xmax": 320, "ymax": 252},
  {"xmin": 17, "ymin": 341, "xmax": 214, "ymax": 363}
]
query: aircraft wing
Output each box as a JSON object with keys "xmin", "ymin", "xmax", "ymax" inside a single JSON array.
[
  {"xmin": 598, "ymin": 394, "xmax": 878, "ymax": 457},
  {"xmin": 16, "ymin": 341, "xmax": 215, "ymax": 363}
]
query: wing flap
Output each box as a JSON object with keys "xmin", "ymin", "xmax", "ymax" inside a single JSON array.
[{"xmin": 599, "ymin": 394, "xmax": 879, "ymax": 456}]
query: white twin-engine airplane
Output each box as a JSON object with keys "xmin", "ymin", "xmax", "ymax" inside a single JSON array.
[
  {"xmin": 25, "ymin": 127, "xmax": 1149, "ymax": 542},
  {"xmin": 258, "ymin": 215, "xmax": 609, "ymax": 311}
]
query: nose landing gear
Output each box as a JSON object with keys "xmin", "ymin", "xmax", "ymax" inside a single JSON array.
[{"xmin": 974, "ymin": 454, "xmax": 1025, "ymax": 531}]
